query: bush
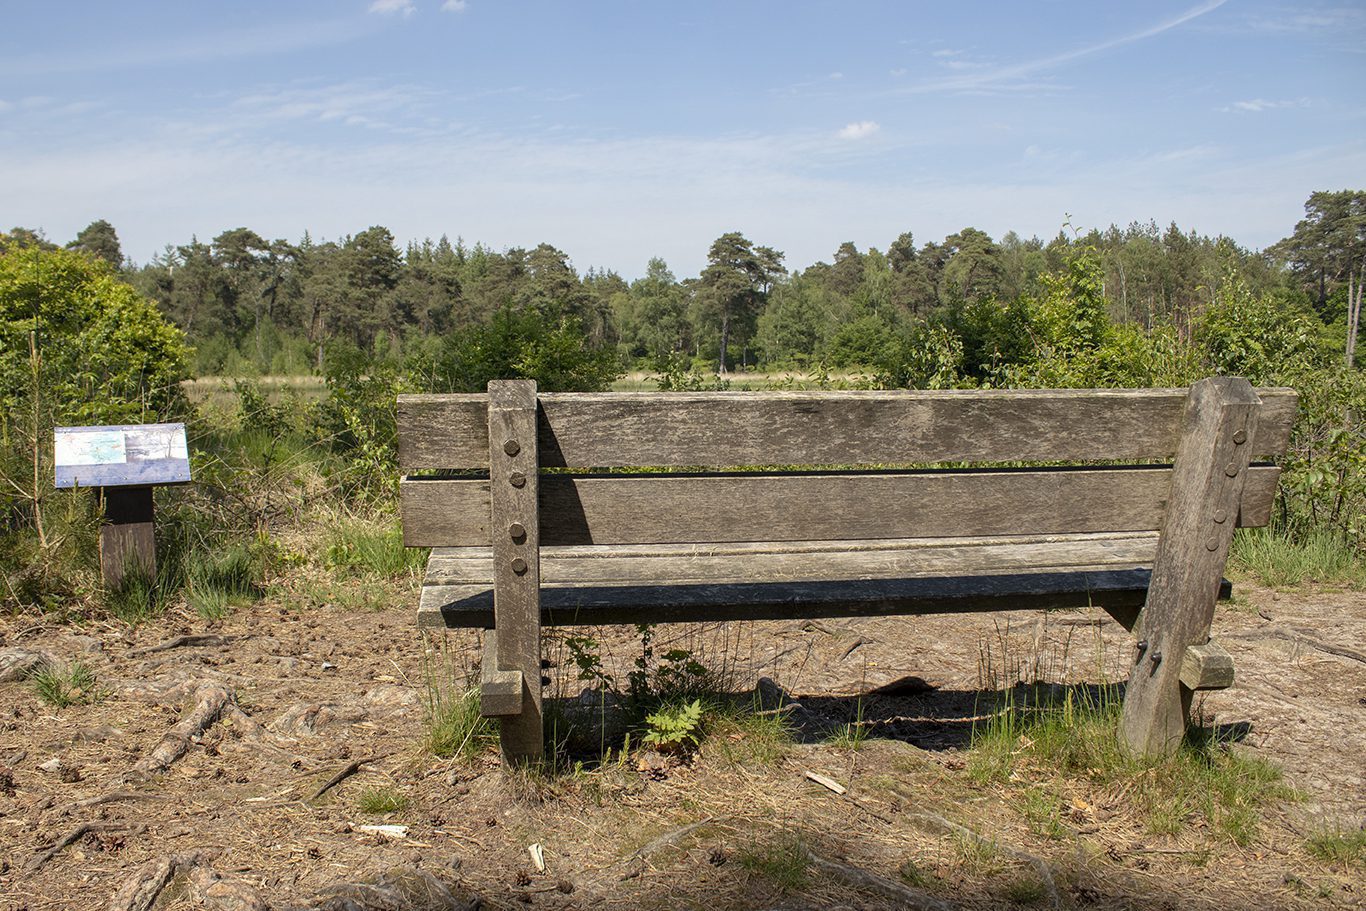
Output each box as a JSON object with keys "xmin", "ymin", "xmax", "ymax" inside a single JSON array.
[
  {"xmin": 417, "ymin": 306, "xmax": 622, "ymax": 393},
  {"xmin": 1, "ymin": 247, "xmax": 191, "ymax": 610},
  {"xmin": 0, "ymin": 246, "xmax": 191, "ymax": 427}
]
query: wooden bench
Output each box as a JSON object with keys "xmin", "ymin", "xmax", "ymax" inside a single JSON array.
[{"xmin": 398, "ymin": 377, "xmax": 1297, "ymax": 763}]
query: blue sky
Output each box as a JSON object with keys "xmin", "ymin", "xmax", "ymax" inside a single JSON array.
[{"xmin": 2, "ymin": 1, "xmax": 1362, "ymax": 278}]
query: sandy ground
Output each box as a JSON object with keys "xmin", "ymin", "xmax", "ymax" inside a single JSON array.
[{"xmin": 1, "ymin": 579, "xmax": 1362, "ymax": 910}]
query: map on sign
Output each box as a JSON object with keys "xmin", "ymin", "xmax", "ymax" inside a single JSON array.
[{"xmin": 54, "ymin": 424, "xmax": 192, "ymax": 489}]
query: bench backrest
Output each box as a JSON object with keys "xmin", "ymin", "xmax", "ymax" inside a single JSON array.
[{"xmin": 398, "ymin": 385, "xmax": 1298, "ymax": 548}]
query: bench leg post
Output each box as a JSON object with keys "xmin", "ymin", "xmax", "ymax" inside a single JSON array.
[
  {"xmin": 488, "ymin": 379, "xmax": 543, "ymax": 764},
  {"xmin": 1119, "ymin": 377, "xmax": 1260, "ymax": 757}
]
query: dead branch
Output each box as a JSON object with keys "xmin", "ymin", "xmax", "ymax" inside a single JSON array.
[
  {"xmin": 1224, "ymin": 627, "xmax": 1366, "ymax": 664},
  {"xmin": 127, "ymin": 682, "xmax": 233, "ymax": 779},
  {"xmin": 129, "ymin": 634, "xmax": 237, "ymax": 656},
  {"xmin": 631, "ymin": 815, "xmax": 717, "ymax": 859},
  {"xmin": 309, "ymin": 754, "xmax": 387, "ymax": 801},
  {"xmin": 56, "ymin": 790, "xmax": 164, "ymax": 817},
  {"xmin": 907, "ymin": 812, "xmax": 1061, "ymax": 910},
  {"xmin": 800, "ymin": 846, "xmax": 956, "ymax": 911},
  {"xmin": 27, "ymin": 821, "xmax": 137, "ymax": 873}
]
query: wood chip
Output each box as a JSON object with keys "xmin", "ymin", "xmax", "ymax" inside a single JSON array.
[{"xmin": 804, "ymin": 771, "xmax": 846, "ymax": 794}]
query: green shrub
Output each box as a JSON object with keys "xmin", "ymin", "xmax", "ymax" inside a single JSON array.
[{"xmin": 642, "ymin": 699, "xmax": 704, "ymax": 752}]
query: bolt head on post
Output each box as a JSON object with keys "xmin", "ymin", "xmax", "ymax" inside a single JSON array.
[{"xmin": 503, "ymin": 439, "xmax": 521, "ymax": 457}]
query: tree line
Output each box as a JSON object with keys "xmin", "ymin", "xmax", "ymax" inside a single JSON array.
[{"xmin": 1, "ymin": 191, "xmax": 1361, "ymax": 382}]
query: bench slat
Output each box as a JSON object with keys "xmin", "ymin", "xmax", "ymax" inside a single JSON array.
[
  {"xmin": 424, "ymin": 532, "xmax": 1160, "ymax": 585},
  {"xmin": 401, "ymin": 465, "xmax": 1280, "ymax": 547},
  {"xmin": 417, "ymin": 568, "xmax": 1236, "ymax": 629},
  {"xmin": 398, "ymin": 388, "xmax": 1297, "ymax": 470}
]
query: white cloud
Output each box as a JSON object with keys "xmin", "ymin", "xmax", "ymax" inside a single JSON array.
[
  {"xmin": 896, "ymin": 0, "xmax": 1229, "ymax": 96},
  {"xmin": 369, "ymin": 0, "xmax": 416, "ymax": 16},
  {"xmin": 837, "ymin": 121, "xmax": 880, "ymax": 140},
  {"xmin": 1222, "ymin": 98, "xmax": 1308, "ymax": 113},
  {"xmin": 442, "ymin": 0, "xmax": 469, "ymax": 11}
]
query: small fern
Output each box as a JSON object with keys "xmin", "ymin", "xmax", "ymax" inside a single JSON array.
[{"xmin": 642, "ymin": 699, "xmax": 704, "ymax": 752}]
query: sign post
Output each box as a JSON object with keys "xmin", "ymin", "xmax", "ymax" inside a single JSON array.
[{"xmin": 54, "ymin": 424, "xmax": 192, "ymax": 588}]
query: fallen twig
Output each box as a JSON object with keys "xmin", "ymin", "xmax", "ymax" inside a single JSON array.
[
  {"xmin": 309, "ymin": 754, "xmax": 387, "ymax": 801},
  {"xmin": 840, "ymin": 637, "xmax": 867, "ymax": 660},
  {"xmin": 27, "ymin": 821, "xmax": 137, "ymax": 873},
  {"xmin": 800, "ymin": 846, "xmax": 955, "ymax": 911},
  {"xmin": 129, "ymin": 634, "xmax": 236, "ymax": 656}
]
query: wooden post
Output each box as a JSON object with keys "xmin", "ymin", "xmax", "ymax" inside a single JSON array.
[
  {"xmin": 487, "ymin": 380, "xmax": 543, "ymax": 763},
  {"xmin": 1119, "ymin": 377, "xmax": 1261, "ymax": 756},
  {"xmin": 100, "ymin": 486, "xmax": 156, "ymax": 588}
]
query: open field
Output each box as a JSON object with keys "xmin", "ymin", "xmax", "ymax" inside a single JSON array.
[{"xmin": 2, "ymin": 570, "xmax": 1362, "ymax": 910}]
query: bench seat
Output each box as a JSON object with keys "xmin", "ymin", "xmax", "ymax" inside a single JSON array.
[{"xmin": 416, "ymin": 531, "xmax": 1229, "ymax": 629}]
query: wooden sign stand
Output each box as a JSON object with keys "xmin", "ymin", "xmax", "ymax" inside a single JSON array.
[
  {"xmin": 53, "ymin": 423, "xmax": 191, "ymax": 589},
  {"xmin": 100, "ymin": 486, "xmax": 157, "ymax": 588}
]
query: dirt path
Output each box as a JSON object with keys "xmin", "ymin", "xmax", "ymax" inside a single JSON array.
[{"xmin": 1, "ymin": 582, "xmax": 1361, "ymax": 910}]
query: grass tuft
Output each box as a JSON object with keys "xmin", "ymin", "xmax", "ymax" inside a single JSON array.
[
  {"xmin": 737, "ymin": 831, "xmax": 809, "ymax": 891},
  {"xmin": 1230, "ymin": 527, "xmax": 1363, "ymax": 588},
  {"xmin": 325, "ymin": 518, "xmax": 427, "ymax": 579},
  {"xmin": 356, "ymin": 787, "xmax": 408, "ymax": 815},
  {"xmin": 969, "ymin": 684, "xmax": 1295, "ymax": 845},
  {"xmin": 1306, "ymin": 827, "xmax": 1366, "ymax": 869},
  {"xmin": 104, "ymin": 569, "xmax": 165, "ymax": 624},
  {"xmin": 425, "ymin": 686, "xmax": 496, "ymax": 760},
  {"xmin": 32, "ymin": 660, "xmax": 99, "ymax": 708}
]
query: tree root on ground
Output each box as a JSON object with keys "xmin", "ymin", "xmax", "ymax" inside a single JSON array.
[
  {"xmin": 291, "ymin": 867, "xmax": 480, "ymax": 911},
  {"xmin": 108, "ymin": 851, "xmax": 209, "ymax": 911},
  {"xmin": 1225, "ymin": 626, "xmax": 1366, "ymax": 665},
  {"xmin": 907, "ymin": 812, "xmax": 1062, "ymax": 910},
  {"xmin": 800, "ymin": 846, "xmax": 956, "ymax": 911},
  {"xmin": 27, "ymin": 821, "xmax": 143, "ymax": 873},
  {"xmin": 108, "ymin": 858, "xmax": 479, "ymax": 911},
  {"xmin": 128, "ymin": 634, "xmax": 238, "ymax": 656},
  {"xmin": 55, "ymin": 790, "xmax": 165, "ymax": 817},
  {"xmin": 125, "ymin": 682, "xmax": 234, "ymax": 780}
]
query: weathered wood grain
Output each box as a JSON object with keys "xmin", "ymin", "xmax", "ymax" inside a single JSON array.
[
  {"xmin": 418, "ymin": 569, "xmax": 1166, "ymax": 629},
  {"xmin": 479, "ymin": 631, "xmax": 525, "ymax": 717},
  {"xmin": 416, "ymin": 532, "xmax": 1232, "ymax": 628},
  {"xmin": 487, "ymin": 380, "xmax": 542, "ymax": 762},
  {"xmin": 1179, "ymin": 641, "xmax": 1235, "ymax": 691},
  {"xmin": 400, "ymin": 465, "xmax": 1281, "ymax": 547},
  {"xmin": 397, "ymin": 387, "xmax": 1297, "ymax": 470},
  {"xmin": 423, "ymin": 532, "xmax": 1162, "ymax": 586},
  {"xmin": 1121, "ymin": 377, "xmax": 1261, "ymax": 756},
  {"xmin": 100, "ymin": 486, "xmax": 156, "ymax": 588}
]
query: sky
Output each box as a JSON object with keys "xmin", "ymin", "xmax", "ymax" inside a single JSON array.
[{"xmin": 2, "ymin": 0, "xmax": 1363, "ymax": 278}]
